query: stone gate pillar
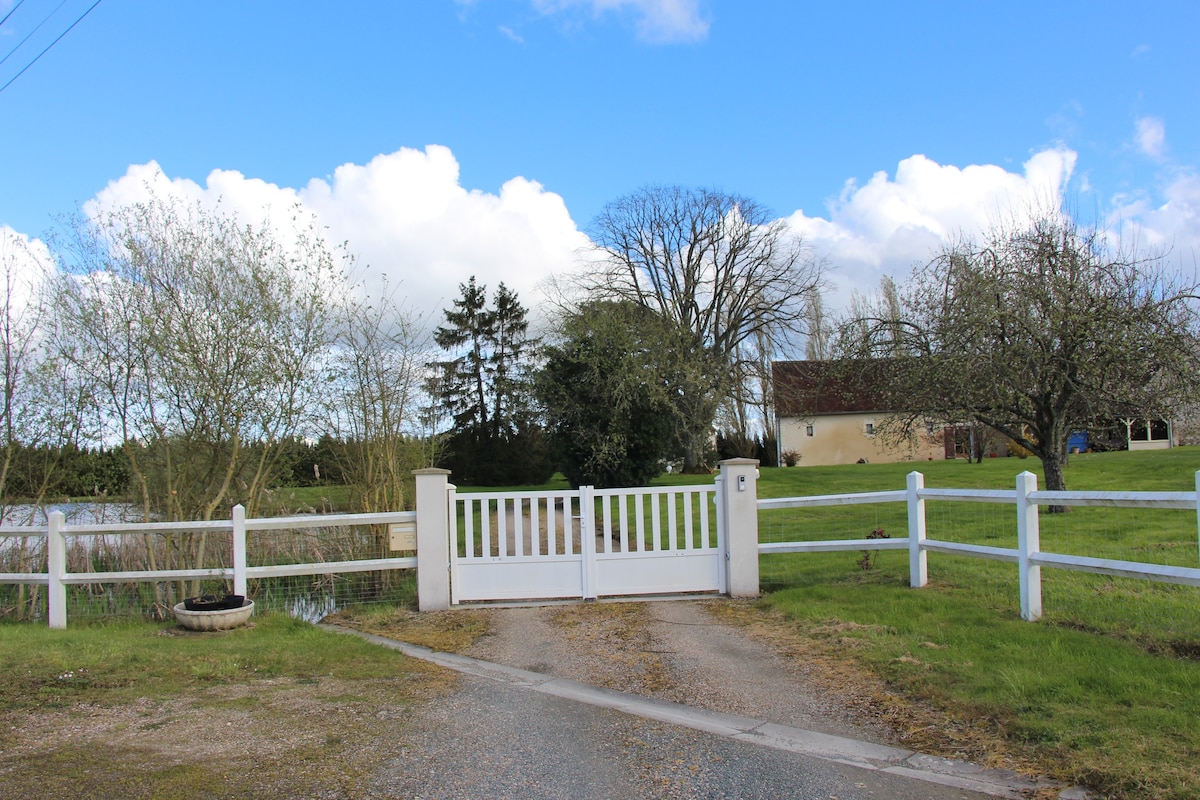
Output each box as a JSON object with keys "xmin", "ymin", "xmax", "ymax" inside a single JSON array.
[{"xmin": 414, "ymin": 468, "xmax": 452, "ymax": 611}]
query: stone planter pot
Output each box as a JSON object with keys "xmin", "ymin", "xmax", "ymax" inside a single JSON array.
[{"xmin": 173, "ymin": 599, "xmax": 254, "ymax": 631}]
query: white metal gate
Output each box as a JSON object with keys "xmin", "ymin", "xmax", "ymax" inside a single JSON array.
[{"xmin": 449, "ymin": 484, "xmax": 725, "ymax": 604}]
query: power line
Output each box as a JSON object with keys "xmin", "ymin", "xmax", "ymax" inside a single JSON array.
[
  {"xmin": 0, "ymin": 0, "xmax": 103, "ymax": 96},
  {"xmin": 0, "ymin": 0, "xmax": 29, "ymax": 30},
  {"xmin": 0, "ymin": 0, "xmax": 70, "ymax": 69}
]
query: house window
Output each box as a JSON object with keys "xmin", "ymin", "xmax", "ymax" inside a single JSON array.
[
  {"xmin": 805, "ymin": 424, "xmax": 814, "ymax": 437},
  {"xmin": 865, "ymin": 422, "xmax": 875, "ymax": 436},
  {"xmin": 1130, "ymin": 420, "xmax": 1170, "ymax": 441}
]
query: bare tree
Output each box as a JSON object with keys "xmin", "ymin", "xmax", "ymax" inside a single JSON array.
[
  {"xmin": 716, "ymin": 327, "xmax": 779, "ymax": 464},
  {"xmin": 53, "ymin": 193, "xmax": 343, "ymax": 596},
  {"xmin": 838, "ymin": 211, "xmax": 1200, "ymax": 495},
  {"xmin": 0, "ymin": 231, "xmax": 52, "ymax": 511},
  {"xmin": 803, "ymin": 292, "xmax": 832, "ymax": 360},
  {"xmin": 585, "ymin": 186, "xmax": 822, "ymax": 471},
  {"xmin": 0, "ymin": 230, "xmax": 89, "ymax": 617},
  {"xmin": 324, "ymin": 285, "xmax": 434, "ymax": 515}
]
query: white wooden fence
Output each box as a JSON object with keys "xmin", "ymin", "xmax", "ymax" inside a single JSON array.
[
  {"xmin": 0, "ymin": 463, "xmax": 763, "ymax": 627},
  {"xmin": 7, "ymin": 464, "xmax": 1197, "ymax": 628},
  {"xmin": 0, "ymin": 507, "xmax": 417, "ymax": 629},
  {"xmin": 761, "ymin": 470, "xmax": 1200, "ymax": 620}
]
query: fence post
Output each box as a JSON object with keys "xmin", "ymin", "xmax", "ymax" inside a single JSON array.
[
  {"xmin": 717, "ymin": 458, "xmax": 759, "ymax": 598},
  {"xmin": 47, "ymin": 510, "xmax": 67, "ymax": 629},
  {"xmin": 1194, "ymin": 471, "xmax": 1200, "ymax": 563},
  {"xmin": 232, "ymin": 504, "xmax": 247, "ymax": 597},
  {"xmin": 414, "ymin": 468, "xmax": 452, "ymax": 611},
  {"xmin": 713, "ymin": 474, "xmax": 727, "ymax": 592},
  {"xmin": 906, "ymin": 471, "xmax": 927, "ymax": 588},
  {"xmin": 579, "ymin": 485, "xmax": 597, "ymax": 600},
  {"xmin": 1016, "ymin": 470, "xmax": 1042, "ymax": 621}
]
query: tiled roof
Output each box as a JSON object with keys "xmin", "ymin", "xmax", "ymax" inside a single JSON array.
[{"xmin": 772, "ymin": 360, "xmax": 893, "ymax": 416}]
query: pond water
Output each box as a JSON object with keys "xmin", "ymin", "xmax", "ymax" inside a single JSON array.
[
  {"xmin": 286, "ymin": 593, "xmax": 341, "ymax": 623},
  {"xmin": 1, "ymin": 501, "xmax": 145, "ymax": 527}
]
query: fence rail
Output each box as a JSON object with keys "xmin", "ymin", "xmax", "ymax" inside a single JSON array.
[
  {"xmin": 760, "ymin": 469, "xmax": 1200, "ymax": 620},
  {"xmin": 9, "ymin": 466, "xmax": 1200, "ymax": 628},
  {"xmin": 758, "ymin": 490, "xmax": 906, "ymax": 510},
  {"xmin": 0, "ymin": 505, "xmax": 417, "ymax": 628}
]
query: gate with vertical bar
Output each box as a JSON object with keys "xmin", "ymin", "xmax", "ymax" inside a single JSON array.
[{"xmin": 449, "ymin": 483, "xmax": 725, "ymax": 604}]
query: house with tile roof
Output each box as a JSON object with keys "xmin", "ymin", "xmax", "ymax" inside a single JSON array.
[{"xmin": 771, "ymin": 360, "xmax": 957, "ymax": 467}]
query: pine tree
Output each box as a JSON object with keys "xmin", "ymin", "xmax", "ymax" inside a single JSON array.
[
  {"xmin": 430, "ymin": 278, "xmax": 551, "ymax": 484},
  {"xmin": 432, "ymin": 277, "xmax": 493, "ymax": 432}
]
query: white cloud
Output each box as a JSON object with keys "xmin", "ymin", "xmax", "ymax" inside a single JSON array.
[
  {"xmin": 498, "ymin": 24, "xmax": 525, "ymax": 43},
  {"xmin": 532, "ymin": 0, "xmax": 708, "ymax": 43},
  {"xmin": 86, "ymin": 146, "xmax": 591, "ymax": 323},
  {"xmin": 1108, "ymin": 172, "xmax": 1200, "ymax": 265},
  {"xmin": 1135, "ymin": 116, "xmax": 1167, "ymax": 160},
  {"xmin": 0, "ymin": 225, "xmax": 53, "ymax": 317},
  {"xmin": 785, "ymin": 148, "xmax": 1078, "ymax": 311},
  {"xmin": 39, "ymin": 142, "xmax": 1200, "ymax": 339}
]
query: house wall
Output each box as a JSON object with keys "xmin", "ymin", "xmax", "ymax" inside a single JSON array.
[{"xmin": 779, "ymin": 412, "xmax": 946, "ymax": 467}]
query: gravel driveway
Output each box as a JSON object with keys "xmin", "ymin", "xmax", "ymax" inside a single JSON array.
[
  {"xmin": 465, "ymin": 600, "xmax": 888, "ymax": 740},
  {"xmin": 355, "ymin": 600, "xmax": 1070, "ymax": 799}
]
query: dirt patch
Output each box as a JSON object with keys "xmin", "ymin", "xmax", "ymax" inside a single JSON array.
[
  {"xmin": 463, "ymin": 602, "xmax": 673, "ymax": 695},
  {"xmin": 0, "ymin": 667, "xmax": 454, "ymax": 798},
  {"xmin": 327, "ymin": 605, "xmax": 492, "ymax": 652}
]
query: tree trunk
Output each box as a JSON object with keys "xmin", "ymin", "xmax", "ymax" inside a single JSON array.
[
  {"xmin": 679, "ymin": 429, "xmax": 707, "ymax": 473},
  {"xmin": 1040, "ymin": 450, "xmax": 1069, "ymax": 513}
]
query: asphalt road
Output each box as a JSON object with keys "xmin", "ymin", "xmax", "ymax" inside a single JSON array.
[{"xmin": 369, "ymin": 676, "xmax": 997, "ymax": 800}]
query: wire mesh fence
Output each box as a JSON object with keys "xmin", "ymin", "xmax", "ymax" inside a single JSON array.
[{"xmin": 0, "ymin": 517, "xmax": 419, "ymax": 625}]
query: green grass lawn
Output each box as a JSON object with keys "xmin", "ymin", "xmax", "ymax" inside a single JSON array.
[
  {"xmin": 259, "ymin": 483, "xmax": 356, "ymax": 513},
  {"xmin": 0, "ymin": 613, "xmax": 422, "ymax": 709},
  {"xmin": 749, "ymin": 448, "xmax": 1200, "ymax": 799}
]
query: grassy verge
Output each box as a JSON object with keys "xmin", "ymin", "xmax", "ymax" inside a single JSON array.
[{"xmin": 0, "ymin": 613, "xmax": 452, "ymax": 798}]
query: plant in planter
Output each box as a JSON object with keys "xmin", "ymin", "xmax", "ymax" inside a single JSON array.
[
  {"xmin": 183, "ymin": 593, "xmax": 246, "ymax": 611},
  {"xmin": 174, "ymin": 591, "xmax": 254, "ymax": 631}
]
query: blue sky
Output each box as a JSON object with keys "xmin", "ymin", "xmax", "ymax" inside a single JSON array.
[{"xmin": 1, "ymin": 0, "xmax": 1197, "ymax": 316}]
